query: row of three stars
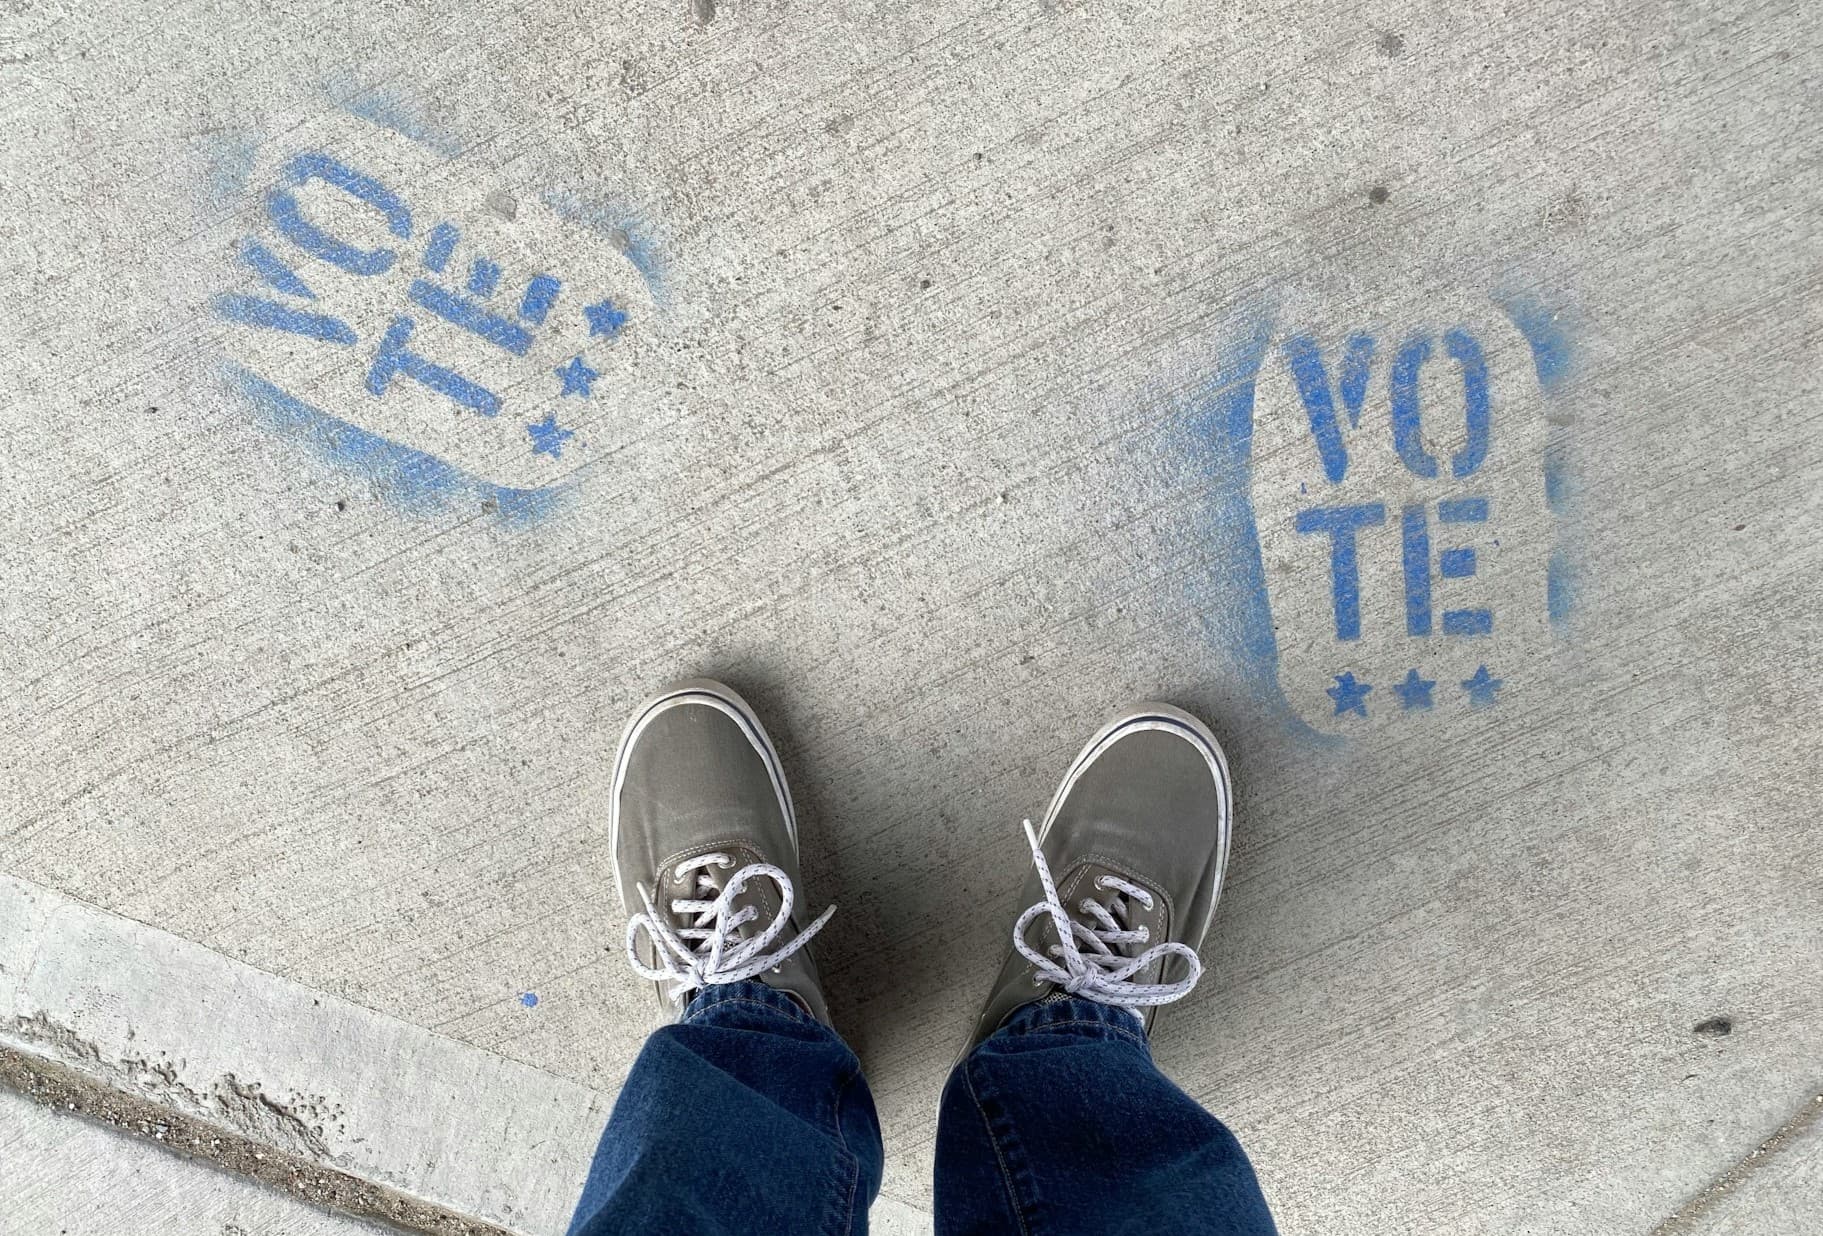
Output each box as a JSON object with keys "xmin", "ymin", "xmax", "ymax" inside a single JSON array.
[{"xmin": 1326, "ymin": 666, "xmax": 1504, "ymax": 716}]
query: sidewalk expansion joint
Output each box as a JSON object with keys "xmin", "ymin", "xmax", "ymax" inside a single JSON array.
[{"xmin": 0, "ymin": 1040, "xmax": 517, "ymax": 1236}]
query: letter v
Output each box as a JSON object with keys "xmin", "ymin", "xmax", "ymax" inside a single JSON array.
[
  {"xmin": 1281, "ymin": 333, "xmax": 1374, "ymax": 484},
  {"xmin": 211, "ymin": 237, "xmax": 356, "ymax": 345}
]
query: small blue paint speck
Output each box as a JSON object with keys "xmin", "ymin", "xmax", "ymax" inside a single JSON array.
[{"xmin": 520, "ymin": 992, "xmax": 539, "ymax": 1008}]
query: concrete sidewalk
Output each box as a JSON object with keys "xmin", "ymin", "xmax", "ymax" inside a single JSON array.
[{"xmin": 2, "ymin": 0, "xmax": 1819, "ymax": 1231}]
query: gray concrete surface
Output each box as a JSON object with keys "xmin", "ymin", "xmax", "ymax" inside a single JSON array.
[{"xmin": 2, "ymin": 0, "xmax": 1820, "ymax": 1232}]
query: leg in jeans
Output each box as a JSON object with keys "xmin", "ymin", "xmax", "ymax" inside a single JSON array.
[
  {"xmin": 936, "ymin": 703, "xmax": 1277, "ymax": 1235},
  {"xmin": 570, "ymin": 680, "xmax": 879, "ymax": 1234},
  {"xmin": 935, "ymin": 998, "xmax": 1273, "ymax": 1235},
  {"xmin": 567, "ymin": 980, "xmax": 882, "ymax": 1236}
]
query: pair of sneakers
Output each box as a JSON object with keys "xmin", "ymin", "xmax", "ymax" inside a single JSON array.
[{"xmin": 613, "ymin": 679, "xmax": 1232, "ymax": 1045}]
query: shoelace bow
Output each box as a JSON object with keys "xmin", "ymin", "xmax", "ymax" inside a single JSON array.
[
  {"xmin": 626, "ymin": 853, "xmax": 835, "ymax": 1006},
  {"xmin": 1013, "ymin": 818, "xmax": 1202, "ymax": 1009}
]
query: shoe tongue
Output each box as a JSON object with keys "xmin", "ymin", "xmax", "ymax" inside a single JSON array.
[
  {"xmin": 1075, "ymin": 888, "xmax": 1131, "ymax": 949},
  {"xmin": 1070, "ymin": 885, "xmax": 1166, "ymax": 978}
]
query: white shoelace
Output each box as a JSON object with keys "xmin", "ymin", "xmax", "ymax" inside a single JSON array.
[
  {"xmin": 1013, "ymin": 819, "xmax": 1202, "ymax": 1010},
  {"xmin": 625, "ymin": 853, "xmax": 835, "ymax": 1006}
]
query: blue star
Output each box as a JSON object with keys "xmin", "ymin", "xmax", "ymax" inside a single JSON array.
[
  {"xmin": 555, "ymin": 355, "xmax": 599, "ymax": 398},
  {"xmin": 1461, "ymin": 665, "xmax": 1504, "ymax": 708},
  {"xmin": 1392, "ymin": 669, "xmax": 1436, "ymax": 711},
  {"xmin": 583, "ymin": 298, "xmax": 629, "ymax": 338},
  {"xmin": 1326, "ymin": 672, "xmax": 1372, "ymax": 717},
  {"xmin": 527, "ymin": 413, "xmax": 575, "ymax": 458}
]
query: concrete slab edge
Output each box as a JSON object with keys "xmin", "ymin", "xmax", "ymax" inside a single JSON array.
[
  {"xmin": 0, "ymin": 1043, "xmax": 505, "ymax": 1235},
  {"xmin": 1648, "ymin": 1091, "xmax": 1823, "ymax": 1236},
  {"xmin": 0, "ymin": 868, "xmax": 594, "ymax": 1232}
]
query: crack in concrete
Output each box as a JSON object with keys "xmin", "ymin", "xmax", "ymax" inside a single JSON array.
[
  {"xmin": 1648, "ymin": 1089, "xmax": 1823, "ymax": 1235},
  {"xmin": 0, "ymin": 1040, "xmax": 514, "ymax": 1236},
  {"xmin": 2, "ymin": 1011, "xmax": 332, "ymax": 1158}
]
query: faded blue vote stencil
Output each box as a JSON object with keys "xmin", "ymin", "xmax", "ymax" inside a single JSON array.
[{"xmin": 209, "ymin": 106, "xmax": 662, "ymax": 522}]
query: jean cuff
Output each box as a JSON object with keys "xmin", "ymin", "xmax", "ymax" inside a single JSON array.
[
  {"xmin": 989, "ymin": 994, "xmax": 1152, "ymax": 1051},
  {"xmin": 681, "ymin": 980, "xmax": 819, "ymax": 1030}
]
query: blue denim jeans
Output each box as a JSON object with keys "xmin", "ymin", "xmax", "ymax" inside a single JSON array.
[{"xmin": 567, "ymin": 982, "xmax": 1276, "ymax": 1236}]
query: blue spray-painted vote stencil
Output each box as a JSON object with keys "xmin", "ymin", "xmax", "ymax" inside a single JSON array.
[
  {"xmin": 1240, "ymin": 295, "xmax": 1572, "ymax": 735},
  {"xmin": 210, "ymin": 110, "xmax": 665, "ymax": 519}
]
